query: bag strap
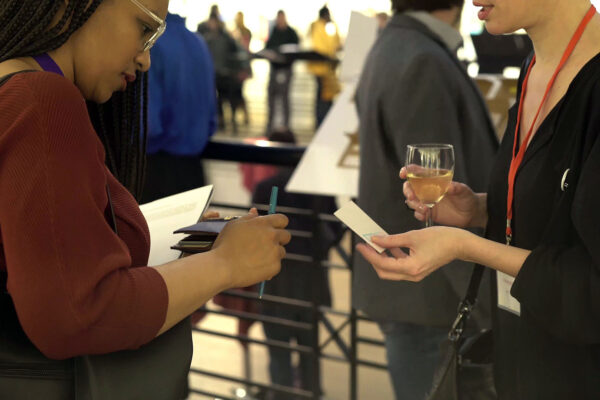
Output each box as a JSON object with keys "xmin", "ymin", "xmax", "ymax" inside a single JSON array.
[
  {"xmin": 0, "ymin": 70, "xmax": 37, "ymax": 87},
  {"xmin": 448, "ymin": 264, "xmax": 486, "ymax": 342}
]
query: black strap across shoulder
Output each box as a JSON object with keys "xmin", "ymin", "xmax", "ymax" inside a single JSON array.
[{"xmin": 0, "ymin": 70, "xmax": 37, "ymax": 87}]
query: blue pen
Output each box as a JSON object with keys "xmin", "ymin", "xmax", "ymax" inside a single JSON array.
[{"xmin": 259, "ymin": 186, "xmax": 279, "ymax": 299}]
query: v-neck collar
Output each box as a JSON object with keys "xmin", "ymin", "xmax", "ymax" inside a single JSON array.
[
  {"xmin": 514, "ymin": 51, "xmax": 600, "ymax": 170},
  {"xmin": 515, "ymin": 97, "xmax": 564, "ymax": 169}
]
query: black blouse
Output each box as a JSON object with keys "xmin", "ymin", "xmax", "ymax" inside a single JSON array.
[{"xmin": 487, "ymin": 53, "xmax": 600, "ymax": 399}]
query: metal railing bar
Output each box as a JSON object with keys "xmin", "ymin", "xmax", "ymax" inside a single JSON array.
[
  {"xmin": 319, "ymin": 318, "xmax": 351, "ymax": 352},
  {"xmin": 320, "ymin": 353, "xmax": 348, "ymax": 363},
  {"xmin": 357, "ymin": 337, "xmax": 386, "ymax": 347},
  {"xmin": 188, "ymin": 388, "xmax": 236, "ymax": 400},
  {"xmin": 192, "ymin": 328, "xmax": 314, "ymax": 354},
  {"xmin": 189, "ymin": 368, "xmax": 313, "ymax": 398},
  {"xmin": 320, "ymin": 260, "xmax": 350, "ymax": 270},
  {"xmin": 319, "ymin": 307, "xmax": 351, "ymax": 317},
  {"xmin": 199, "ymin": 307, "xmax": 313, "ymax": 331},
  {"xmin": 333, "ymin": 243, "xmax": 352, "ymax": 267},
  {"xmin": 202, "ymin": 139, "xmax": 305, "ymax": 167},
  {"xmin": 355, "ymin": 359, "xmax": 388, "ymax": 371},
  {"xmin": 218, "ymin": 289, "xmax": 314, "ymax": 309}
]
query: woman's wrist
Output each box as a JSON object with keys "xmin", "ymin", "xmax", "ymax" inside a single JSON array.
[
  {"xmin": 455, "ymin": 228, "xmax": 479, "ymax": 262},
  {"xmin": 454, "ymin": 228, "xmax": 529, "ymax": 277},
  {"xmin": 201, "ymin": 249, "xmax": 233, "ymax": 292}
]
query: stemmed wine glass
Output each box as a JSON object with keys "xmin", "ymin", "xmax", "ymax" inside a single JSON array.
[{"xmin": 405, "ymin": 144, "xmax": 455, "ymax": 227}]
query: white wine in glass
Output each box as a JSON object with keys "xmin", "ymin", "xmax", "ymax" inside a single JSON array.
[{"xmin": 406, "ymin": 144, "xmax": 455, "ymax": 227}]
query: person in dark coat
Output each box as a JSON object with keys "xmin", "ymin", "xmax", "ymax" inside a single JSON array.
[
  {"xmin": 199, "ymin": 15, "xmax": 240, "ymax": 132},
  {"xmin": 265, "ymin": 10, "xmax": 299, "ymax": 132},
  {"xmin": 353, "ymin": 0, "xmax": 499, "ymax": 398}
]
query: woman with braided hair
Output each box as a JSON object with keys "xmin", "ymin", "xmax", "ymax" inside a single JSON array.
[{"xmin": 0, "ymin": 1, "xmax": 290, "ymax": 398}]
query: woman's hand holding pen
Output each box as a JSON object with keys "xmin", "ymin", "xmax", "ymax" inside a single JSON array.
[
  {"xmin": 211, "ymin": 208, "xmax": 291, "ymax": 289},
  {"xmin": 400, "ymin": 167, "xmax": 488, "ymax": 229},
  {"xmin": 154, "ymin": 209, "xmax": 290, "ymax": 335}
]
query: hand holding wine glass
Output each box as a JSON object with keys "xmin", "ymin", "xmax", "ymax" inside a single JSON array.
[{"xmin": 405, "ymin": 144, "xmax": 455, "ymax": 227}]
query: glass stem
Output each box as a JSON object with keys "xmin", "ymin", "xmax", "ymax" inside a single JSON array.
[{"xmin": 425, "ymin": 205, "xmax": 434, "ymax": 228}]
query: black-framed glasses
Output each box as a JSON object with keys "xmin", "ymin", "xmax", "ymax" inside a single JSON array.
[{"xmin": 129, "ymin": 0, "xmax": 166, "ymax": 52}]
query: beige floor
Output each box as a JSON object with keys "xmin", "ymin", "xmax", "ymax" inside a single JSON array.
[{"xmin": 187, "ymin": 161, "xmax": 394, "ymax": 400}]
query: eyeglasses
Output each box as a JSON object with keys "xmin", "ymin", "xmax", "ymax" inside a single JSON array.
[{"xmin": 129, "ymin": 0, "xmax": 166, "ymax": 52}]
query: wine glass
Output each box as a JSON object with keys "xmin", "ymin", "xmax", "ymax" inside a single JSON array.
[{"xmin": 405, "ymin": 144, "xmax": 455, "ymax": 227}]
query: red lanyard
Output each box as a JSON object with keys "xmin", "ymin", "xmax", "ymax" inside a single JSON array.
[{"xmin": 505, "ymin": 5, "xmax": 596, "ymax": 245}]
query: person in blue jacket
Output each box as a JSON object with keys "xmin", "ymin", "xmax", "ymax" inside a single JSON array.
[{"xmin": 142, "ymin": 12, "xmax": 217, "ymax": 203}]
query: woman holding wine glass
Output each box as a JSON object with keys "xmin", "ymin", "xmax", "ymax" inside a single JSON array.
[{"xmin": 358, "ymin": 0, "xmax": 600, "ymax": 398}]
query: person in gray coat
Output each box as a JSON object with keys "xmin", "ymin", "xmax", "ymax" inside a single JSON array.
[{"xmin": 353, "ymin": 0, "xmax": 499, "ymax": 398}]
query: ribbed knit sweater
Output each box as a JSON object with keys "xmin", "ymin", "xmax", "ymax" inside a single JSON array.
[{"xmin": 0, "ymin": 71, "xmax": 167, "ymax": 360}]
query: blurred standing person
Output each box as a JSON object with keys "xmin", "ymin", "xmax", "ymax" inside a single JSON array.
[
  {"xmin": 142, "ymin": 13, "xmax": 217, "ymax": 204},
  {"xmin": 231, "ymin": 11, "xmax": 252, "ymax": 127},
  {"xmin": 353, "ymin": 0, "xmax": 498, "ymax": 398},
  {"xmin": 201, "ymin": 15, "xmax": 239, "ymax": 132},
  {"xmin": 307, "ymin": 5, "xmax": 341, "ymax": 128},
  {"xmin": 252, "ymin": 129, "xmax": 342, "ymax": 400},
  {"xmin": 232, "ymin": 11, "xmax": 252, "ymax": 51},
  {"xmin": 197, "ymin": 4, "xmax": 222, "ymax": 35},
  {"xmin": 265, "ymin": 10, "xmax": 300, "ymax": 132}
]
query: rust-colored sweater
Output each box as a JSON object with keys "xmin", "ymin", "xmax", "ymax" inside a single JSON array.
[{"xmin": 0, "ymin": 71, "xmax": 168, "ymax": 360}]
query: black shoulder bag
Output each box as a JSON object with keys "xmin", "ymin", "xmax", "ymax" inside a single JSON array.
[{"xmin": 425, "ymin": 265, "xmax": 497, "ymax": 400}]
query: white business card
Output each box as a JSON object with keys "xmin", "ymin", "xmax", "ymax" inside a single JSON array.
[{"xmin": 334, "ymin": 201, "xmax": 388, "ymax": 253}]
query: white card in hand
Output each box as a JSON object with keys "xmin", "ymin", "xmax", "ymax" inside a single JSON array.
[{"xmin": 334, "ymin": 201, "xmax": 388, "ymax": 253}]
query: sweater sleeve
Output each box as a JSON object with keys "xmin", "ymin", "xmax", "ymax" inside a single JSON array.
[{"xmin": 0, "ymin": 73, "xmax": 168, "ymax": 360}]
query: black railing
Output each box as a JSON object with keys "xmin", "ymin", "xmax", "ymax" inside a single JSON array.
[{"xmin": 191, "ymin": 139, "xmax": 387, "ymax": 400}]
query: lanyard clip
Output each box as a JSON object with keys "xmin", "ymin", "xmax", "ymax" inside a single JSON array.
[{"xmin": 506, "ymin": 219, "xmax": 512, "ymax": 246}]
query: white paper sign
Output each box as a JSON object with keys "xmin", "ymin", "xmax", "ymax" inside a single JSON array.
[
  {"xmin": 340, "ymin": 11, "xmax": 379, "ymax": 83},
  {"xmin": 334, "ymin": 201, "xmax": 388, "ymax": 253},
  {"xmin": 286, "ymin": 81, "xmax": 360, "ymax": 197},
  {"xmin": 140, "ymin": 185, "xmax": 213, "ymax": 266},
  {"xmin": 497, "ymin": 271, "xmax": 521, "ymax": 315}
]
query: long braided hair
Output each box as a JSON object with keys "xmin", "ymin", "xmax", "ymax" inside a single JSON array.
[{"xmin": 0, "ymin": 0, "xmax": 148, "ymax": 200}]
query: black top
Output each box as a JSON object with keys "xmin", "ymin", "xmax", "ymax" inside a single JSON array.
[
  {"xmin": 266, "ymin": 26, "xmax": 299, "ymax": 68},
  {"xmin": 487, "ymin": 53, "xmax": 600, "ymax": 399},
  {"xmin": 266, "ymin": 26, "xmax": 299, "ymax": 50}
]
